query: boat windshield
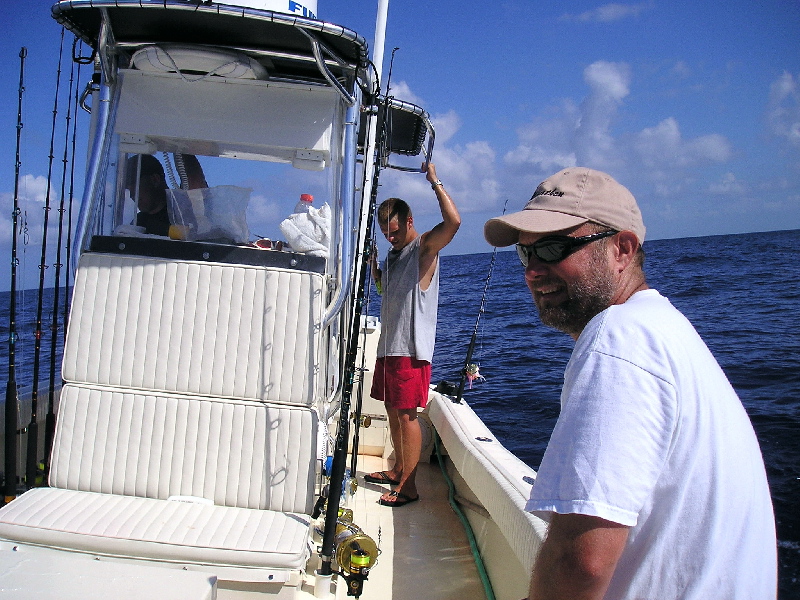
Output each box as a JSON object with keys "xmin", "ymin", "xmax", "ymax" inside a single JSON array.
[
  {"xmin": 86, "ymin": 66, "xmax": 349, "ymax": 270},
  {"xmin": 114, "ymin": 153, "xmax": 336, "ymax": 253}
]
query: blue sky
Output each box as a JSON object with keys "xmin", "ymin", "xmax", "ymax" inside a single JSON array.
[{"xmin": 1, "ymin": 0, "xmax": 799, "ymax": 290}]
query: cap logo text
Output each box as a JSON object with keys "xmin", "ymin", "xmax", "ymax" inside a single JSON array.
[{"xmin": 532, "ymin": 187, "xmax": 564, "ymax": 201}]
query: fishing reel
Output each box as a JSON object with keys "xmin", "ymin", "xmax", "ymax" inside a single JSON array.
[
  {"xmin": 333, "ymin": 514, "xmax": 378, "ymax": 597},
  {"xmin": 313, "ymin": 508, "xmax": 378, "ymax": 597},
  {"xmin": 352, "ymin": 413, "xmax": 372, "ymax": 428}
]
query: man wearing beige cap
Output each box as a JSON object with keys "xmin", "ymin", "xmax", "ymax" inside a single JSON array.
[{"xmin": 485, "ymin": 168, "xmax": 776, "ymax": 600}]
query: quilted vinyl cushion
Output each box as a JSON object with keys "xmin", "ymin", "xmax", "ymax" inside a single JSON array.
[
  {"xmin": 62, "ymin": 253, "xmax": 324, "ymax": 406},
  {"xmin": 0, "ymin": 487, "xmax": 311, "ymax": 574},
  {"xmin": 50, "ymin": 384, "xmax": 318, "ymax": 514}
]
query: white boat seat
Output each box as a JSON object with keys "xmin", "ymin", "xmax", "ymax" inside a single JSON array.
[
  {"xmin": 0, "ymin": 385, "xmax": 318, "ymax": 582},
  {"xmin": 62, "ymin": 251, "xmax": 325, "ymax": 407},
  {"xmin": 0, "ymin": 247, "xmax": 329, "ymax": 583},
  {"xmin": 0, "ymin": 487, "xmax": 311, "ymax": 579},
  {"xmin": 49, "ymin": 384, "xmax": 318, "ymax": 513}
]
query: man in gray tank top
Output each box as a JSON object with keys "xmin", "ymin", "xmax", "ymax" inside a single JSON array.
[{"xmin": 366, "ymin": 162, "xmax": 460, "ymax": 507}]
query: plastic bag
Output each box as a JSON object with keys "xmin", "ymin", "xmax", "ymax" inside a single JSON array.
[
  {"xmin": 167, "ymin": 185, "xmax": 251, "ymax": 244},
  {"xmin": 279, "ymin": 202, "xmax": 331, "ymax": 258}
]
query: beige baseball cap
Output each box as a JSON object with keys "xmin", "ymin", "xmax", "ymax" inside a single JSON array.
[{"xmin": 484, "ymin": 167, "xmax": 646, "ymax": 247}]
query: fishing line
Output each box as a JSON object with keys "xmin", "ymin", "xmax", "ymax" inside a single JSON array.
[
  {"xmin": 45, "ymin": 31, "xmax": 78, "ymax": 472},
  {"xmin": 4, "ymin": 47, "xmax": 27, "ymax": 504},
  {"xmin": 454, "ymin": 198, "xmax": 509, "ymax": 404},
  {"xmin": 27, "ymin": 28, "xmax": 66, "ymax": 489}
]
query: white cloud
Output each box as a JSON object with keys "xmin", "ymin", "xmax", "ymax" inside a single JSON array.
[
  {"xmin": 562, "ymin": 2, "xmax": 650, "ymax": 23},
  {"xmin": 670, "ymin": 61, "xmax": 692, "ymax": 79},
  {"xmin": 767, "ymin": 71, "xmax": 800, "ymax": 147},
  {"xmin": 0, "ymin": 192, "xmax": 12, "ymax": 245},
  {"xmin": 430, "ymin": 110, "xmax": 461, "ymax": 145},
  {"xmin": 708, "ymin": 172, "xmax": 746, "ymax": 195},
  {"xmin": 583, "ymin": 61, "xmax": 631, "ymax": 101},
  {"xmin": 246, "ymin": 193, "xmax": 283, "ymax": 238},
  {"xmin": 632, "ymin": 118, "xmax": 732, "ymax": 170},
  {"xmin": 382, "ymin": 137, "xmax": 498, "ymax": 215},
  {"xmin": 17, "ymin": 174, "xmax": 52, "ymax": 206},
  {"xmin": 495, "ymin": 58, "xmax": 747, "ymax": 233},
  {"xmin": 503, "ymin": 62, "xmax": 631, "ymax": 175},
  {"xmin": 0, "ymin": 173, "xmax": 70, "ymax": 289},
  {"xmin": 504, "ymin": 145, "xmax": 576, "ymax": 175},
  {"xmin": 386, "ymin": 80, "xmax": 424, "ymax": 108},
  {"xmin": 575, "ymin": 61, "xmax": 631, "ymax": 168},
  {"xmin": 0, "ymin": 175, "xmax": 56, "ymax": 244}
]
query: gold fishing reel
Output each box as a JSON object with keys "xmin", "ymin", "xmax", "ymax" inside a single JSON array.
[
  {"xmin": 334, "ymin": 519, "xmax": 378, "ymax": 576},
  {"xmin": 352, "ymin": 413, "xmax": 372, "ymax": 428}
]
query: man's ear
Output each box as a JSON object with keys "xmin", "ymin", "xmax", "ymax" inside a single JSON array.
[{"xmin": 615, "ymin": 231, "xmax": 640, "ymax": 270}]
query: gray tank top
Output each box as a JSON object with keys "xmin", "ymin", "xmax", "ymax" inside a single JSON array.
[{"xmin": 377, "ymin": 236, "xmax": 439, "ymax": 362}]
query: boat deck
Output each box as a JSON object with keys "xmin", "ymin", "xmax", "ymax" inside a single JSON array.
[{"xmin": 305, "ymin": 455, "xmax": 486, "ymax": 600}]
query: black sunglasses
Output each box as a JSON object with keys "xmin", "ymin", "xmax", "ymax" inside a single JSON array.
[{"xmin": 516, "ymin": 230, "xmax": 618, "ymax": 266}]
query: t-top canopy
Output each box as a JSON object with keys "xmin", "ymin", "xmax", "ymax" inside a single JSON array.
[{"xmin": 52, "ymin": 0, "xmax": 369, "ymax": 86}]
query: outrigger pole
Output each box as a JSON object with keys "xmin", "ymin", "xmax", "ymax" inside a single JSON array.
[
  {"xmin": 319, "ymin": 0, "xmax": 390, "ymax": 582},
  {"xmin": 5, "ymin": 47, "xmax": 27, "ymax": 505},
  {"xmin": 27, "ymin": 28, "xmax": 66, "ymax": 488}
]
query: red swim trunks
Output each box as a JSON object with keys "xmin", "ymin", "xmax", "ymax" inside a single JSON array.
[{"xmin": 370, "ymin": 356, "xmax": 431, "ymax": 410}]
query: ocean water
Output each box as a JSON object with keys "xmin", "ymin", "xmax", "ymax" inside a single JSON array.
[
  {"xmin": 1, "ymin": 229, "xmax": 798, "ymax": 597},
  {"xmin": 424, "ymin": 229, "xmax": 800, "ymax": 599}
]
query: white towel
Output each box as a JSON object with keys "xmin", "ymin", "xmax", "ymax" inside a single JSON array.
[{"xmin": 279, "ymin": 202, "xmax": 331, "ymax": 258}]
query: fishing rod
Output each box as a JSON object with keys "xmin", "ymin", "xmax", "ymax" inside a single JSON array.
[
  {"xmin": 45, "ymin": 32, "xmax": 77, "ymax": 471},
  {"xmin": 27, "ymin": 29, "xmax": 66, "ymax": 488},
  {"xmin": 318, "ymin": 109, "xmax": 381, "ymax": 579},
  {"xmin": 63, "ymin": 39, "xmax": 85, "ymax": 335},
  {"xmin": 347, "ymin": 236, "xmax": 375, "ymax": 482},
  {"xmin": 319, "ymin": 4, "xmax": 391, "ymax": 580},
  {"xmin": 4, "ymin": 47, "xmax": 27, "ymax": 505},
  {"xmin": 348, "ymin": 45, "xmax": 399, "ymax": 483},
  {"xmin": 454, "ymin": 199, "xmax": 509, "ymax": 404}
]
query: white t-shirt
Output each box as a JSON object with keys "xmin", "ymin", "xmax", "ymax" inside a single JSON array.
[{"xmin": 527, "ymin": 289, "xmax": 776, "ymax": 599}]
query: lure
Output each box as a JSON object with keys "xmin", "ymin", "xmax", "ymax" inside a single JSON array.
[{"xmin": 465, "ymin": 363, "xmax": 485, "ymax": 389}]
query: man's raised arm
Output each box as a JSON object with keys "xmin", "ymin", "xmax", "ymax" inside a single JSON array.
[{"xmin": 420, "ymin": 162, "xmax": 461, "ymax": 259}]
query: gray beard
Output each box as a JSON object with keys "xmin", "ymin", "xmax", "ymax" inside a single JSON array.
[{"xmin": 536, "ymin": 250, "xmax": 615, "ymax": 337}]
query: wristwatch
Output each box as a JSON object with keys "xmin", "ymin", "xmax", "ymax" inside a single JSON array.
[{"xmin": 431, "ymin": 180, "xmax": 444, "ymax": 189}]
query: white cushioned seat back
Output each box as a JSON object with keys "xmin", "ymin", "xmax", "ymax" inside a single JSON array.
[
  {"xmin": 50, "ymin": 383, "xmax": 317, "ymax": 513},
  {"xmin": 62, "ymin": 253, "xmax": 324, "ymax": 406}
]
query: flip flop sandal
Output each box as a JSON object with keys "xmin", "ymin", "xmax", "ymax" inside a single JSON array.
[
  {"xmin": 379, "ymin": 490, "xmax": 419, "ymax": 508},
  {"xmin": 364, "ymin": 471, "xmax": 401, "ymax": 485}
]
